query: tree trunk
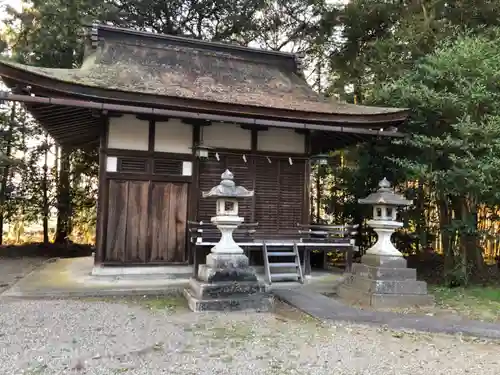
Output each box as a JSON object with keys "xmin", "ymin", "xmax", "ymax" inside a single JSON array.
[
  {"xmin": 42, "ymin": 133, "xmax": 49, "ymax": 244},
  {"xmin": 54, "ymin": 145, "xmax": 71, "ymax": 243},
  {"xmin": 0, "ymin": 104, "xmax": 15, "ymax": 245},
  {"xmin": 438, "ymin": 196, "xmax": 453, "ymax": 284},
  {"xmin": 459, "ymin": 196, "xmax": 484, "ymax": 282}
]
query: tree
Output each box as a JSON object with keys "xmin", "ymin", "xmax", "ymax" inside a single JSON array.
[
  {"xmin": 371, "ymin": 30, "xmax": 500, "ymax": 284},
  {"xmin": 2, "ymin": 0, "xmax": 324, "ymax": 245}
]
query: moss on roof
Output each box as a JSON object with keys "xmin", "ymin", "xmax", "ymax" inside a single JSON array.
[{"xmin": 0, "ymin": 35, "xmax": 406, "ymax": 116}]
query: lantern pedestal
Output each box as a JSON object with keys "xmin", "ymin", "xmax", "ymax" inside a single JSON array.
[
  {"xmin": 184, "ymin": 219, "xmax": 272, "ymax": 312},
  {"xmin": 337, "ymin": 254, "xmax": 434, "ymax": 308},
  {"xmin": 184, "ymin": 170, "xmax": 272, "ymax": 312},
  {"xmin": 337, "ymin": 178, "xmax": 434, "ymax": 308},
  {"xmin": 184, "ymin": 257, "xmax": 271, "ymax": 312}
]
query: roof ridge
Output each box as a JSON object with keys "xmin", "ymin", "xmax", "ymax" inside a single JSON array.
[{"xmin": 92, "ymin": 23, "xmax": 299, "ymax": 59}]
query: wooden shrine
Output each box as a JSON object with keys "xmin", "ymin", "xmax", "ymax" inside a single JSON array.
[{"xmin": 0, "ymin": 24, "xmax": 408, "ymax": 270}]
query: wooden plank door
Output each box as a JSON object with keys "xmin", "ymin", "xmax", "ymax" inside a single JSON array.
[
  {"xmin": 105, "ymin": 180, "xmax": 188, "ymax": 264},
  {"xmin": 150, "ymin": 182, "xmax": 188, "ymax": 263},
  {"xmin": 105, "ymin": 180, "xmax": 149, "ymax": 263}
]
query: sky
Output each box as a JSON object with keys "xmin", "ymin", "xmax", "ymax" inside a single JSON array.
[
  {"xmin": 0, "ymin": 0, "xmax": 21, "ymax": 18},
  {"xmin": 2, "ymin": 0, "xmax": 21, "ymax": 11}
]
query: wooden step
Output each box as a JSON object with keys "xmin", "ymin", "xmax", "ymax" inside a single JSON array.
[
  {"xmin": 270, "ymin": 273, "xmax": 299, "ymax": 281},
  {"xmin": 262, "ymin": 241, "xmax": 304, "ymax": 285},
  {"xmin": 267, "ymin": 252, "xmax": 295, "ymax": 256},
  {"xmin": 269, "ymin": 262, "xmax": 297, "ymax": 268}
]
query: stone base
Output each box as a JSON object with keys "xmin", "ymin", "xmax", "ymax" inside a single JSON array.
[
  {"xmin": 337, "ymin": 284, "xmax": 434, "ymax": 309},
  {"xmin": 188, "ymin": 278, "xmax": 267, "ymax": 300},
  {"xmin": 184, "ymin": 252, "xmax": 272, "ymax": 312},
  {"xmin": 337, "ymin": 254, "xmax": 434, "ymax": 308},
  {"xmin": 184, "ymin": 288, "xmax": 273, "ymax": 312},
  {"xmin": 361, "ymin": 253, "xmax": 407, "ymax": 268}
]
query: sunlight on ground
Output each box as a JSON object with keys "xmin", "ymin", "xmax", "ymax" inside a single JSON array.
[
  {"xmin": 429, "ymin": 285, "xmax": 500, "ymax": 322},
  {"xmin": 363, "ymin": 285, "xmax": 500, "ymax": 323}
]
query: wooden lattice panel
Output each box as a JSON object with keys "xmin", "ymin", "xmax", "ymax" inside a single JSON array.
[
  {"xmin": 152, "ymin": 159, "xmax": 183, "ymax": 175},
  {"xmin": 118, "ymin": 157, "xmax": 148, "ymax": 173},
  {"xmin": 278, "ymin": 159, "xmax": 306, "ymax": 234},
  {"xmin": 198, "ymin": 152, "xmax": 254, "ymax": 223},
  {"xmin": 198, "ymin": 157, "xmax": 224, "ymax": 221},
  {"xmin": 254, "ymin": 156, "xmax": 280, "ymax": 237}
]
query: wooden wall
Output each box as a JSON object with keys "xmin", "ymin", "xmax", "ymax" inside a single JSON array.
[
  {"xmin": 96, "ymin": 115, "xmax": 195, "ymax": 265},
  {"xmin": 198, "ymin": 153, "xmax": 307, "ymax": 238},
  {"xmin": 95, "ymin": 114, "xmax": 311, "ymax": 265},
  {"xmin": 197, "ymin": 126, "xmax": 309, "ymax": 238}
]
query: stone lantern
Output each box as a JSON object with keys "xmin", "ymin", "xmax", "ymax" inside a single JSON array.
[
  {"xmin": 184, "ymin": 169, "xmax": 271, "ymax": 312},
  {"xmin": 202, "ymin": 169, "xmax": 253, "ymax": 254},
  {"xmin": 357, "ymin": 177, "xmax": 412, "ymax": 257},
  {"xmin": 337, "ymin": 177, "xmax": 434, "ymax": 308}
]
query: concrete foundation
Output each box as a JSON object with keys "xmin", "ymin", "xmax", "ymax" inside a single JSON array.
[
  {"xmin": 337, "ymin": 254, "xmax": 434, "ymax": 309},
  {"xmin": 184, "ymin": 253, "xmax": 273, "ymax": 312},
  {"xmin": 91, "ymin": 265, "xmax": 192, "ymax": 279}
]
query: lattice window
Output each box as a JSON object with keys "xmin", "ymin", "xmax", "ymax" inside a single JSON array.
[
  {"xmin": 118, "ymin": 157, "xmax": 148, "ymax": 173},
  {"xmin": 153, "ymin": 159, "xmax": 182, "ymax": 175}
]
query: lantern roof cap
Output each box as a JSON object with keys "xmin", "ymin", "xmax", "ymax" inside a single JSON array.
[
  {"xmin": 358, "ymin": 178, "xmax": 412, "ymax": 206},
  {"xmin": 202, "ymin": 169, "xmax": 254, "ymax": 198}
]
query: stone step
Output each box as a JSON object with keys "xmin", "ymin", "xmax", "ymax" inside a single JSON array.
[
  {"xmin": 188, "ymin": 278, "xmax": 267, "ymax": 300},
  {"xmin": 183, "ymin": 288, "xmax": 274, "ymax": 312}
]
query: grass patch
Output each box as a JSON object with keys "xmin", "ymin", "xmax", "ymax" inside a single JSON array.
[
  {"xmin": 140, "ymin": 295, "xmax": 188, "ymax": 311},
  {"xmin": 429, "ymin": 284, "xmax": 500, "ymax": 322},
  {"xmin": 325, "ymin": 283, "xmax": 500, "ymax": 323}
]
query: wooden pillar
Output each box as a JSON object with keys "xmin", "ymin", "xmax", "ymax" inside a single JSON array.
[
  {"xmin": 188, "ymin": 124, "xmax": 200, "ymax": 265},
  {"xmin": 302, "ymin": 130, "xmax": 312, "ymax": 225},
  {"xmin": 94, "ymin": 117, "xmax": 109, "ymax": 265},
  {"xmin": 250, "ymin": 128, "xmax": 258, "ymax": 223}
]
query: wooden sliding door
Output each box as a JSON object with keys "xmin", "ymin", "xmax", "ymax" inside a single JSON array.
[{"xmin": 104, "ymin": 179, "xmax": 188, "ymax": 264}]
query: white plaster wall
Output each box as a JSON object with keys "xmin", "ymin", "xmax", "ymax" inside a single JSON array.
[
  {"xmin": 202, "ymin": 122, "xmax": 251, "ymax": 150},
  {"xmin": 107, "ymin": 115, "xmax": 149, "ymax": 150},
  {"xmin": 257, "ymin": 127, "xmax": 305, "ymax": 153},
  {"xmin": 154, "ymin": 119, "xmax": 193, "ymax": 154}
]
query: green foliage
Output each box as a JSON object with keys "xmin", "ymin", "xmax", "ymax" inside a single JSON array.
[
  {"xmin": 368, "ymin": 31, "xmax": 500, "ymax": 283},
  {"xmin": 3, "ymin": 0, "xmax": 112, "ymax": 67},
  {"xmin": 0, "ymin": 0, "xmax": 326, "ymax": 245},
  {"xmin": 374, "ymin": 31, "xmax": 500, "ymax": 197}
]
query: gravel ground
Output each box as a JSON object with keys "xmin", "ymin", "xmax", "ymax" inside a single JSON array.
[{"xmin": 0, "ymin": 298, "xmax": 499, "ymax": 375}]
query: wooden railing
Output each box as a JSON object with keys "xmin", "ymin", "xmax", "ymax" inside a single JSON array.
[{"xmin": 187, "ymin": 221, "xmax": 357, "ymax": 278}]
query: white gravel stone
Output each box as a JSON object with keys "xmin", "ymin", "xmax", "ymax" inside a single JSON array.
[{"xmin": 0, "ymin": 298, "xmax": 498, "ymax": 374}]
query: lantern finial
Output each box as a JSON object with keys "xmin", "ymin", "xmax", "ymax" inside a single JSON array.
[
  {"xmin": 221, "ymin": 169, "xmax": 233, "ymax": 180},
  {"xmin": 379, "ymin": 177, "xmax": 391, "ymax": 190}
]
